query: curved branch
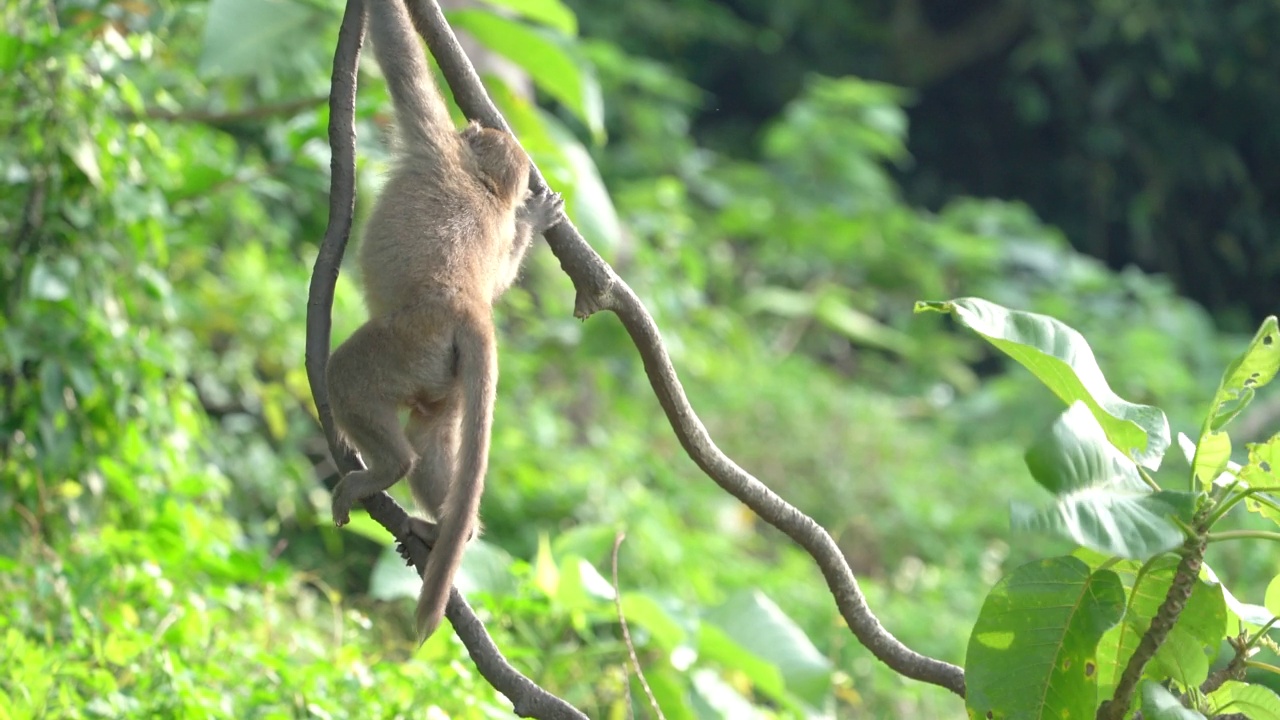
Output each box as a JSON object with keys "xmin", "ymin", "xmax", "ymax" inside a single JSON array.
[
  {"xmin": 303, "ymin": 1, "xmax": 585, "ymax": 717},
  {"xmin": 405, "ymin": 0, "xmax": 966, "ymax": 697}
]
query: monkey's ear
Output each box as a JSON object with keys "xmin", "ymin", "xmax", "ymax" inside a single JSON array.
[{"xmin": 459, "ymin": 120, "xmax": 484, "ymax": 141}]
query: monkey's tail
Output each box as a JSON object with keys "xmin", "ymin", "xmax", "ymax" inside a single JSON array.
[
  {"xmin": 415, "ymin": 313, "xmax": 497, "ymax": 642},
  {"xmin": 367, "ymin": 0, "xmax": 456, "ymax": 158}
]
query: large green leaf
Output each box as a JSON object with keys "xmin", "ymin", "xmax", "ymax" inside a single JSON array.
[
  {"xmin": 198, "ymin": 0, "xmax": 314, "ymax": 77},
  {"xmin": 1192, "ymin": 317, "xmax": 1280, "ymax": 489},
  {"xmin": 966, "ymin": 556, "xmax": 1126, "ymax": 720},
  {"xmin": 447, "ymin": 10, "xmax": 603, "ymax": 137},
  {"xmin": 477, "ymin": 0, "xmax": 578, "ymax": 35},
  {"xmin": 916, "ymin": 297, "xmax": 1170, "ymax": 468},
  {"xmin": 1207, "ymin": 681, "xmax": 1280, "ymax": 720},
  {"xmin": 1014, "ymin": 402, "xmax": 1198, "ymax": 560},
  {"xmin": 701, "ymin": 590, "xmax": 832, "ymax": 712}
]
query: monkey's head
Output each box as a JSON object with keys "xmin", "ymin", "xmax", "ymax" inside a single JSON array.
[{"xmin": 461, "ymin": 122, "xmax": 530, "ymax": 207}]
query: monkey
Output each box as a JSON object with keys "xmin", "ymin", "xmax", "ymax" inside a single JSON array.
[{"xmin": 325, "ymin": 0, "xmax": 563, "ymax": 643}]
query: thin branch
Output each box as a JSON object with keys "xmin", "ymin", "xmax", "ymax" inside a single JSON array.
[
  {"xmin": 612, "ymin": 532, "xmax": 664, "ymax": 720},
  {"xmin": 405, "ymin": 0, "xmax": 966, "ymax": 698},
  {"xmin": 122, "ymin": 95, "xmax": 328, "ymax": 125},
  {"xmin": 302, "ymin": 1, "xmax": 584, "ymax": 717}
]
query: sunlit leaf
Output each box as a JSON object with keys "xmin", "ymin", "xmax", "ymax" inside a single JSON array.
[
  {"xmin": 1201, "ymin": 562, "xmax": 1275, "ymax": 630},
  {"xmin": 447, "ymin": 10, "xmax": 603, "ymax": 137},
  {"xmin": 1240, "ymin": 435, "xmax": 1280, "ymax": 525},
  {"xmin": 1207, "ymin": 680, "xmax": 1280, "ymax": 720},
  {"xmin": 966, "ymin": 557, "xmax": 1126, "ymax": 720},
  {"xmin": 1193, "ymin": 317, "xmax": 1280, "ymax": 488},
  {"xmin": 701, "ymin": 590, "xmax": 832, "ymax": 711},
  {"xmin": 1014, "ymin": 403, "xmax": 1198, "ymax": 559},
  {"xmin": 917, "ymin": 297, "xmax": 1170, "ymax": 468},
  {"xmin": 198, "ymin": 0, "xmax": 313, "ymax": 77},
  {"xmin": 477, "ymin": 0, "xmax": 577, "ymax": 35}
]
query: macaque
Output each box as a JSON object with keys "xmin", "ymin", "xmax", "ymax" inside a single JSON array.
[{"xmin": 326, "ymin": 0, "xmax": 562, "ymax": 642}]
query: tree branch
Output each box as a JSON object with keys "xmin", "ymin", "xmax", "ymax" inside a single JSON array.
[
  {"xmin": 405, "ymin": 0, "xmax": 966, "ymax": 698},
  {"xmin": 122, "ymin": 96, "xmax": 328, "ymax": 126},
  {"xmin": 303, "ymin": 1, "xmax": 585, "ymax": 717}
]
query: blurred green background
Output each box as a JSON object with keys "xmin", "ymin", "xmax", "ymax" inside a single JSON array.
[{"xmin": 2, "ymin": 0, "xmax": 1276, "ymax": 717}]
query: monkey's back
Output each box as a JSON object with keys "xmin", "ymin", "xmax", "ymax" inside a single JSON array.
[{"xmin": 357, "ymin": 160, "xmax": 513, "ymax": 320}]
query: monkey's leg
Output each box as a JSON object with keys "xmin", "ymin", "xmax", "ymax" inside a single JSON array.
[{"xmin": 327, "ymin": 324, "xmax": 418, "ymax": 527}]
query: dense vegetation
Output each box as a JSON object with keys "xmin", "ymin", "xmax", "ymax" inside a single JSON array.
[{"xmin": 2, "ymin": 0, "xmax": 1276, "ymax": 717}]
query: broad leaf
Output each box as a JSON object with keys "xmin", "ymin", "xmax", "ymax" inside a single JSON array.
[
  {"xmin": 701, "ymin": 590, "xmax": 832, "ymax": 711},
  {"xmin": 477, "ymin": 0, "xmax": 578, "ymax": 35},
  {"xmin": 1201, "ymin": 562, "xmax": 1274, "ymax": 630},
  {"xmin": 198, "ymin": 0, "xmax": 313, "ymax": 77},
  {"xmin": 1192, "ymin": 317, "xmax": 1280, "ymax": 488},
  {"xmin": 916, "ymin": 297, "xmax": 1170, "ymax": 468},
  {"xmin": 447, "ymin": 10, "xmax": 603, "ymax": 137},
  {"xmin": 966, "ymin": 557, "xmax": 1126, "ymax": 720},
  {"xmin": 1014, "ymin": 402, "xmax": 1197, "ymax": 559},
  {"xmin": 1207, "ymin": 680, "xmax": 1280, "ymax": 720},
  {"xmin": 1141, "ymin": 680, "xmax": 1206, "ymax": 719}
]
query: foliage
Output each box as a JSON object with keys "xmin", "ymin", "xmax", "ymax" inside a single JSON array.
[
  {"xmin": 0, "ymin": 0, "xmax": 1271, "ymax": 718},
  {"xmin": 920, "ymin": 298, "xmax": 1280, "ymax": 718}
]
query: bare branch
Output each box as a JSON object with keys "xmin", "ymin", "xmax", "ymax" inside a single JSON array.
[
  {"xmin": 121, "ymin": 96, "xmax": 328, "ymax": 125},
  {"xmin": 303, "ymin": 1, "xmax": 584, "ymax": 717},
  {"xmin": 405, "ymin": 0, "xmax": 966, "ymax": 697}
]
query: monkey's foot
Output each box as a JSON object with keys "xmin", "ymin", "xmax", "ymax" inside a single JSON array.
[
  {"xmin": 330, "ymin": 471, "xmax": 372, "ymax": 526},
  {"xmin": 398, "ymin": 517, "xmax": 441, "ymax": 566}
]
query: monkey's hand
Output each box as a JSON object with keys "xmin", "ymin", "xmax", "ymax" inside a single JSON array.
[{"xmin": 518, "ymin": 189, "xmax": 566, "ymax": 237}]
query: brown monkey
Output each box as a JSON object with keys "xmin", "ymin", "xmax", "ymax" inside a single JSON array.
[{"xmin": 326, "ymin": 0, "xmax": 563, "ymax": 642}]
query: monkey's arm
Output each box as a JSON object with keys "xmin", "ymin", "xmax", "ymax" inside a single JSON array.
[{"xmin": 500, "ymin": 190, "xmax": 564, "ymax": 288}]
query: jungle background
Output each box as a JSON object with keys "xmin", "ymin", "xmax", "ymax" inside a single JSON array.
[{"xmin": 3, "ymin": 0, "xmax": 1278, "ymax": 717}]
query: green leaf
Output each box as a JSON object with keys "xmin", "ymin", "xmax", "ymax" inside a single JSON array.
[
  {"xmin": 701, "ymin": 590, "xmax": 832, "ymax": 711},
  {"xmin": 476, "ymin": 0, "xmax": 577, "ymax": 35},
  {"xmin": 369, "ymin": 544, "xmax": 419, "ymax": 601},
  {"xmin": 1014, "ymin": 403, "xmax": 1197, "ymax": 559},
  {"xmin": 1097, "ymin": 558, "xmax": 1225, "ymax": 697},
  {"xmin": 619, "ymin": 593, "xmax": 692, "ymax": 651},
  {"xmin": 1194, "ymin": 317, "xmax": 1280, "ymax": 488},
  {"xmin": 916, "ymin": 297, "xmax": 1170, "ymax": 468},
  {"xmin": 1240, "ymin": 436, "xmax": 1280, "ymax": 526},
  {"xmin": 553, "ymin": 554, "xmax": 613, "ymax": 611},
  {"xmin": 1201, "ymin": 562, "xmax": 1274, "ymax": 630},
  {"xmin": 446, "ymin": 10, "xmax": 603, "ymax": 137},
  {"xmin": 1207, "ymin": 680, "xmax": 1280, "ymax": 720},
  {"xmin": 966, "ymin": 556, "xmax": 1126, "ymax": 719},
  {"xmin": 1140, "ymin": 680, "xmax": 1206, "ymax": 719},
  {"xmin": 198, "ymin": 0, "xmax": 313, "ymax": 77}
]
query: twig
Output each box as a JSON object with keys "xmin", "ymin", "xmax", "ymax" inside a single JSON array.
[
  {"xmin": 121, "ymin": 95, "xmax": 327, "ymax": 125},
  {"xmin": 302, "ymin": 1, "xmax": 584, "ymax": 717},
  {"xmin": 611, "ymin": 532, "xmax": 664, "ymax": 719},
  {"xmin": 404, "ymin": 0, "xmax": 966, "ymax": 697}
]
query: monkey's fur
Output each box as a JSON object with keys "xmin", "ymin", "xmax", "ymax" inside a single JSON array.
[{"xmin": 327, "ymin": 0, "xmax": 562, "ymax": 642}]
